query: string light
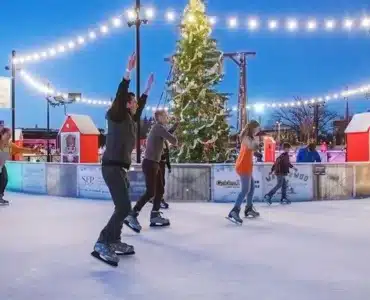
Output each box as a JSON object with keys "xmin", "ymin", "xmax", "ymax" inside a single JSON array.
[
  {"xmin": 12, "ymin": 8, "xmax": 370, "ymax": 66},
  {"xmin": 20, "ymin": 70, "xmax": 370, "ymax": 114}
]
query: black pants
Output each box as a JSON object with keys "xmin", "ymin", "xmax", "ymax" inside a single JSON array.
[
  {"xmin": 0, "ymin": 166, "xmax": 8, "ymax": 197},
  {"xmin": 159, "ymin": 161, "xmax": 166, "ymax": 191},
  {"xmin": 134, "ymin": 159, "xmax": 164, "ymax": 212},
  {"xmin": 98, "ymin": 166, "xmax": 132, "ymax": 244}
]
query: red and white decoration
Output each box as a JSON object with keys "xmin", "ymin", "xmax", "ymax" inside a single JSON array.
[{"xmin": 59, "ymin": 114, "xmax": 100, "ymax": 163}]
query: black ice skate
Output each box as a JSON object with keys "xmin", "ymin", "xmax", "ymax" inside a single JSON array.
[
  {"xmin": 264, "ymin": 194, "xmax": 272, "ymax": 205},
  {"xmin": 226, "ymin": 207, "xmax": 243, "ymax": 225},
  {"xmin": 160, "ymin": 199, "xmax": 169, "ymax": 209},
  {"xmin": 91, "ymin": 242, "xmax": 119, "ymax": 267},
  {"xmin": 110, "ymin": 241, "xmax": 135, "ymax": 256},
  {"xmin": 280, "ymin": 198, "xmax": 291, "ymax": 205},
  {"xmin": 0, "ymin": 198, "xmax": 9, "ymax": 206},
  {"xmin": 244, "ymin": 205, "xmax": 260, "ymax": 218},
  {"xmin": 150, "ymin": 211, "xmax": 170, "ymax": 227},
  {"xmin": 123, "ymin": 212, "xmax": 142, "ymax": 233}
]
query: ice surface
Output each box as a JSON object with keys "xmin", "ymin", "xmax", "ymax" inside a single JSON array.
[{"xmin": 1, "ymin": 193, "xmax": 370, "ymax": 300}]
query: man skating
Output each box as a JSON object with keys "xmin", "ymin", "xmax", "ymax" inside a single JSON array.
[
  {"xmin": 92, "ymin": 53, "xmax": 154, "ymax": 266},
  {"xmin": 124, "ymin": 110, "xmax": 178, "ymax": 232}
]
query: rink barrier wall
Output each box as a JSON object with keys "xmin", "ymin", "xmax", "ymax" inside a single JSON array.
[{"xmin": 4, "ymin": 161, "xmax": 370, "ymax": 202}]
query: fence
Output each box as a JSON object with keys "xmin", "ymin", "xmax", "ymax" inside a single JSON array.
[{"xmin": 5, "ymin": 161, "xmax": 370, "ymax": 202}]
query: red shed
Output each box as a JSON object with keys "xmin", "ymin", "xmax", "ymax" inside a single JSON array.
[
  {"xmin": 59, "ymin": 114, "xmax": 99, "ymax": 163},
  {"xmin": 345, "ymin": 112, "xmax": 370, "ymax": 162}
]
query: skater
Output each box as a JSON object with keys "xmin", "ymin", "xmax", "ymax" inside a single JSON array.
[
  {"xmin": 92, "ymin": 53, "xmax": 154, "ymax": 266},
  {"xmin": 296, "ymin": 143, "xmax": 321, "ymax": 163},
  {"xmin": 125, "ymin": 110, "xmax": 177, "ymax": 232},
  {"xmin": 227, "ymin": 120, "xmax": 261, "ymax": 224},
  {"xmin": 264, "ymin": 143, "xmax": 298, "ymax": 205},
  {"xmin": 159, "ymin": 141, "xmax": 171, "ymax": 209},
  {"xmin": 149, "ymin": 121, "xmax": 178, "ymax": 209},
  {"xmin": 0, "ymin": 127, "xmax": 41, "ymax": 205}
]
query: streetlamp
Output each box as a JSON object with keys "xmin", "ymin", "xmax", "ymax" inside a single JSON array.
[
  {"xmin": 127, "ymin": 0, "xmax": 148, "ymax": 164},
  {"xmin": 4, "ymin": 50, "xmax": 16, "ymax": 146}
]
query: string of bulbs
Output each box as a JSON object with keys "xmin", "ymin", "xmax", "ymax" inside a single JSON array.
[{"xmin": 11, "ymin": 7, "xmax": 370, "ymax": 66}]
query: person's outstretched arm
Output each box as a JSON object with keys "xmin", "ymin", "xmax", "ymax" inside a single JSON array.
[
  {"xmin": 11, "ymin": 143, "xmax": 40, "ymax": 155},
  {"xmin": 114, "ymin": 53, "xmax": 136, "ymax": 107},
  {"xmin": 134, "ymin": 73, "xmax": 154, "ymax": 121}
]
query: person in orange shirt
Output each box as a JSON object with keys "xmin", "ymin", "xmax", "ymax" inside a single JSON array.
[
  {"xmin": 0, "ymin": 127, "xmax": 40, "ymax": 205},
  {"xmin": 227, "ymin": 120, "xmax": 260, "ymax": 224}
]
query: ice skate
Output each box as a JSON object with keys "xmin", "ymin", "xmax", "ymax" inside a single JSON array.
[
  {"xmin": 226, "ymin": 207, "xmax": 243, "ymax": 225},
  {"xmin": 280, "ymin": 198, "xmax": 291, "ymax": 205},
  {"xmin": 244, "ymin": 205, "xmax": 260, "ymax": 218},
  {"xmin": 160, "ymin": 199, "xmax": 169, "ymax": 209},
  {"xmin": 91, "ymin": 242, "xmax": 119, "ymax": 267},
  {"xmin": 123, "ymin": 211, "xmax": 142, "ymax": 233},
  {"xmin": 0, "ymin": 198, "xmax": 9, "ymax": 206},
  {"xmin": 110, "ymin": 241, "xmax": 135, "ymax": 256},
  {"xmin": 264, "ymin": 194, "xmax": 272, "ymax": 205},
  {"xmin": 150, "ymin": 211, "xmax": 170, "ymax": 227}
]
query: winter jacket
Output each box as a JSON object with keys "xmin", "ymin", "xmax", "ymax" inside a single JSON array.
[
  {"xmin": 102, "ymin": 78, "xmax": 147, "ymax": 169},
  {"xmin": 271, "ymin": 152, "xmax": 294, "ymax": 176},
  {"xmin": 296, "ymin": 147, "xmax": 321, "ymax": 163}
]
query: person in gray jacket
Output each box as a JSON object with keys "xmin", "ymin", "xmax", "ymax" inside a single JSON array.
[
  {"xmin": 125, "ymin": 110, "xmax": 178, "ymax": 231},
  {"xmin": 91, "ymin": 53, "xmax": 154, "ymax": 267}
]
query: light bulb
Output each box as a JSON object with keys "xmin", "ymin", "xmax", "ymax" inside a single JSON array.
[
  {"xmin": 112, "ymin": 17, "xmax": 122, "ymax": 27},
  {"xmin": 268, "ymin": 19, "xmax": 278, "ymax": 30},
  {"xmin": 228, "ymin": 17, "xmax": 238, "ymax": 28},
  {"xmin": 166, "ymin": 11, "xmax": 176, "ymax": 21},
  {"xmin": 287, "ymin": 19, "xmax": 298, "ymax": 31},
  {"xmin": 307, "ymin": 20, "xmax": 317, "ymax": 30},
  {"xmin": 88, "ymin": 31, "xmax": 96, "ymax": 39},
  {"xmin": 325, "ymin": 20, "xmax": 336, "ymax": 30},
  {"xmin": 68, "ymin": 41, "xmax": 75, "ymax": 49},
  {"xmin": 187, "ymin": 14, "xmax": 195, "ymax": 23},
  {"xmin": 343, "ymin": 18, "xmax": 353, "ymax": 29},
  {"xmin": 100, "ymin": 25, "xmax": 109, "ymax": 34},
  {"xmin": 126, "ymin": 9, "xmax": 136, "ymax": 21},
  {"xmin": 49, "ymin": 48, "xmax": 56, "ymax": 56},
  {"xmin": 362, "ymin": 17, "xmax": 370, "ymax": 28},
  {"xmin": 77, "ymin": 36, "xmax": 85, "ymax": 44},
  {"xmin": 247, "ymin": 18, "xmax": 259, "ymax": 30},
  {"xmin": 145, "ymin": 8, "xmax": 154, "ymax": 19},
  {"xmin": 209, "ymin": 16, "xmax": 217, "ymax": 25}
]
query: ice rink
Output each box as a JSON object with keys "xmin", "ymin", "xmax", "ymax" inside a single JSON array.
[{"xmin": 1, "ymin": 193, "xmax": 370, "ymax": 300}]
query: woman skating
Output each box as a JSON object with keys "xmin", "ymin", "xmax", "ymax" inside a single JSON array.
[
  {"xmin": 227, "ymin": 120, "xmax": 261, "ymax": 224},
  {"xmin": 0, "ymin": 127, "xmax": 40, "ymax": 205}
]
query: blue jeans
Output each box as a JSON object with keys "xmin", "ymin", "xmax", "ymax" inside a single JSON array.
[
  {"xmin": 267, "ymin": 175, "xmax": 287, "ymax": 199},
  {"xmin": 234, "ymin": 175, "xmax": 254, "ymax": 209}
]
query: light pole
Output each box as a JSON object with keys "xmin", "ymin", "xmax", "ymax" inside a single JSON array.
[
  {"xmin": 128, "ymin": 0, "xmax": 148, "ymax": 163},
  {"xmin": 46, "ymin": 83, "xmax": 51, "ymax": 162}
]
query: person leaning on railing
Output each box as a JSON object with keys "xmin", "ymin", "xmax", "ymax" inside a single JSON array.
[{"xmin": 0, "ymin": 127, "xmax": 41, "ymax": 205}]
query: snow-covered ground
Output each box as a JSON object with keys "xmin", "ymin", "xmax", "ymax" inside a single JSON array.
[{"xmin": 1, "ymin": 193, "xmax": 370, "ymax": 300}]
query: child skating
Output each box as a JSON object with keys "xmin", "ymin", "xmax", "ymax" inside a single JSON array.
[{"xmin": 264, "ymin": 143, "xmax": 297, "ymax": 205}]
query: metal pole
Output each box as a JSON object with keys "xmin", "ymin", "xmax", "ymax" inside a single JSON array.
[
  {"xmin": 243, "ymin": 54, "xmax": 248, "ymax": 127},
  {"xmin": 46, "ymin": 84, "xmax": 51, "ymax": 163},
  {"xmin": 11, "ymin": 50, "xmax": 16, "ymax": 145},
  {"xmin": 314, "ymin": 104, "xmax": 319, "ymax": 144},
  {"xmin": 135, "ymin": 0, "xmax": 141, "ymax": 164}
]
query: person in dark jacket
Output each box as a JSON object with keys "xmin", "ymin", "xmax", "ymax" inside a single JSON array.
[
  {"xmin": 264, "ymin": 143, "xmax": 297, "ymax": 205},
  {"xmin": 92, "ymin": 53, "xmax": 154, "ymax": 267},
  {"xmin": 296, "ymin": 143, "xmax": 321, "ymax": 163}
]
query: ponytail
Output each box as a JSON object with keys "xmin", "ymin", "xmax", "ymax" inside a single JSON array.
[{"xmin": 240, "ymin": 120, "xmax": 260, "ymax": 140}]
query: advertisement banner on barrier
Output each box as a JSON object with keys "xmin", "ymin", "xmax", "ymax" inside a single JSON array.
[
  {"xmin": 212, "ymin": 164, "xmax": 263, "ymax": 203},
  {"xmin": 77, "ymin": 165, "xmax": 146, "ymax": 201},
  {"xmin": 22, "ymin": 163, "xmax": 47, "ymax": 194},
  {"xmin": 77, "ymin": 165, "xmax": 110, "ymax": 199},
  {"xmin": 0, "ymin": 76, "xmax": 11, "ymax": 109},
  {"xmin": 262, "ymin": 164, "xmax": 313, "ymax": 201}
]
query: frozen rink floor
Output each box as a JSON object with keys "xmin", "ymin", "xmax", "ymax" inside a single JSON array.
[{"xmin": 1, "ymin": 193, "xmax": 370, "ymax": 300}]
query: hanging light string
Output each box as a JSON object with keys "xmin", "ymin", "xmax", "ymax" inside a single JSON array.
[
  {"xmin": 20, "ymin": 69, "xmax": 370, "ymax": 112},
  {"xmin": 12, "ymin": 7, "xmax": 370, "ymax": 65}
]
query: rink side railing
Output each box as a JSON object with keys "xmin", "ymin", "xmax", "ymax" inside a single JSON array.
[{"xmin": 5, "ymin": 161, "xmax": 370, "ymax": 202}]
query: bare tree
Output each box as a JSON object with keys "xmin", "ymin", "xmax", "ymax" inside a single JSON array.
[{"xmin": 271, "ymin": 97, "xmax": 338, "ymax": 143}]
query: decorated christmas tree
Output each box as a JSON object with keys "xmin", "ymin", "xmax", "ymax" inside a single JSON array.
[{"xmin": 168, "ymin": 0, "xmax": 230, "ymax": 163}]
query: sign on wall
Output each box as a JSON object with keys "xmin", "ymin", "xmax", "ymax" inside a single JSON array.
[
  {"xmin": 60, "ymin": 132, "xmax": 80, "ymax": 163},
  {"xmin": 0, "ymin": 77, "xmax": 11, "ymax": 109},
  {"xmin": 262, "ymin": 164, "xmax": 313, "ymax": 202},
  {"xmin": 22, "ymin": 163, "xmax": 47, "ymax": 194},
  {"xmin": 212, "ymin": 164, "xmax": 263, "ymax": 203},
  {"xmin": 77, "ymin": 165, "xmax": 110, "ymax": 199}
]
